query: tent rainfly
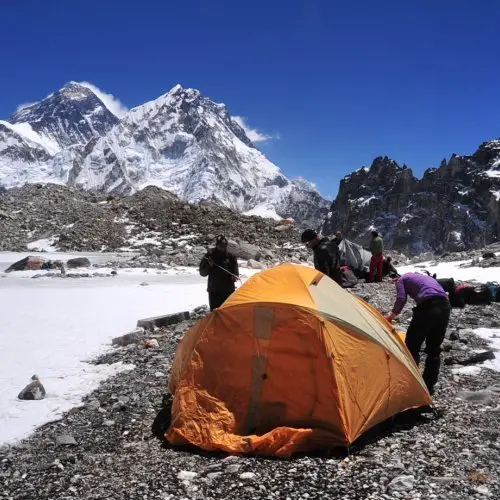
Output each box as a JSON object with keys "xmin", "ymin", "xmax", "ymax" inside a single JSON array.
[{"xmin": 166, "ymin": 264, "xmax": 431, "ymax": 456}]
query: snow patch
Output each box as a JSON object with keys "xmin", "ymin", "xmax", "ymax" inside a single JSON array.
[
  {"xmin": 26, "ymin": 237, "xmax": 58, "ymax": 252},
  {"xmin": 243, "ymin": 203, "xmax": 281, "ymax": 220}
]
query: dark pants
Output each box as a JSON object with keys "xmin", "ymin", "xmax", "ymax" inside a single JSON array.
[
  {"xmin": 208, "ymin": 290, "xmax": 233, "ymax": 311},
  {"xmin": 405, "ymin": 297, "xmax": 451, "ymax": 394}
]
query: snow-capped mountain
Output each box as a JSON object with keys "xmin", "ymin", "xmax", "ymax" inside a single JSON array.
[
  {"xmin": 9, "ymin": 82, "xmax": 119, "ymax": 150},
  {"xmin": 72, "ymin": 84, "xmax": 328, "ymax": 222},
  {"xmin": 0, "ymin": 82, "xmax": 119, "ymax": 189},
  {"xmin": 322, "ymin": 144, "xmax": 500, "ymax": 254},
  {"xmin": 0, "ymin": 82, "xmax": 328, "ymax": 225}
]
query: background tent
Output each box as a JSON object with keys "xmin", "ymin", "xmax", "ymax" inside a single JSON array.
[
  {"xmin": 166, "ymin": 264, "xmax": 430, "ymax": 456},
  {"xmin": 338, "ymin": 238, "xmax": 372, "ymax": 271}
]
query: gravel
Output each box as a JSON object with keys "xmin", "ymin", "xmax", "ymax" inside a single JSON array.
[{"xmin": 1, "ymin": 285, "xmax": 499, "ymax": 499}]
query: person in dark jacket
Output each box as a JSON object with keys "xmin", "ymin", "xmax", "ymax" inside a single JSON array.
[
  {"xmin": 368, "ymin": 231, "xmax": 384, "ymax": 282},
  {"xmin": 199, "ymin": 235, "xmax": 239, "ymax": 311},
  {"xmin": 384, "ymin": 272, "xmax": 451, "ymax": 395},
  {"xmin": 301, "ymin": 229, "xmax": 342, "ymax": 286}
]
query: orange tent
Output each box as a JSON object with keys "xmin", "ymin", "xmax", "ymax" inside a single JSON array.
[{"xmin": 166, "ymin": 264, "xmax": 431, "ymax": 456}]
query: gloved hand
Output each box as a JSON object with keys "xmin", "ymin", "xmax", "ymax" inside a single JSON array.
[{"xmin": 384, "ymin": 312, "xmax": 396, "ymax": 323}]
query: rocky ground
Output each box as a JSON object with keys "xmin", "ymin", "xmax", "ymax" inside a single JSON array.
[
  {"xmin": 0, "ymin": 184, "xmax": 307, "ymax": 267},
  {"xmin": 1, "ymin": 282, "xmax": 499, "ymax": 500}
]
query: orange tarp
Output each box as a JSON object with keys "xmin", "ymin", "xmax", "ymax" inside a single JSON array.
[{"xmin": 167, "ymin": 264, "xmax": 430, "ymax": 456}]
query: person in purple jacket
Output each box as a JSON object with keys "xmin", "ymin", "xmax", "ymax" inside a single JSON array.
[{"xmin": 384, "ymin": 272, "xmax": 451, "ymax": 395}]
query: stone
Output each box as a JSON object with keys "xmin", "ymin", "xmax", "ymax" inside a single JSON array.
[
  {"xmin": 474, "ymin": 485, "xmax": 490, "ymax": 496},
  {"xmin": 456, "ymin": 390, "xmax": 493, "ymax": 405},
  {"xmin": 143, "ymin": 338, "xmax": 159, "ymax": 349},
  {"xmin": 227, "ymin": 240, "xmax": 262, "ymax": 261},
  {"xmin": 387, "ymin": 475, "xmax": 415, "ymax": 493},
  {"xmin": 445, "ymin": 350, "xmax": 495, "ymax": 366},
  {"xmin": 18, "ymin": 376, "xmax": 46, "ymax": 401},
  {"xmin": 246, "ymin": 259, "xmax": 266, "ymax": 270},
  {"xmin": 66, "ymin": 257, "xmax": 91, "ymax": 268},
  {"xmin": 139, "ymin": 281, "xmax": 149, "ymax": 286},
  {"xmin": 55, "ymin": 434, "xmax": 77, "ymax": 446},
  {"xmin": 226, "ymin": 464, "xmax": 242, "ymax": 473},
  {"xmin": 137, "ymin": 311, "xmax": 190, "ymax": 331},
  {"xmin": 112, "ymin": 328, "xmax": 144, "ymax": 347},
  {"xmin": 482, "ymin": 252, "xmax": 496, "ymax": 259},
  {"xmin": 240, "ymin": 472, "xmax": 256, "ymax": 480},
  {"xmin": 177, "ymin": 471, "xmax": 197, "ymax": 481},
  {"xmin": 103, "ymin": 420, "xmax": 115, "ymax": 427}
]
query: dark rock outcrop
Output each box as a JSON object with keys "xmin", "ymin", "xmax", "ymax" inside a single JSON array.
[{"xmin": 322, "ymin": 141, "xmax": 500, "ymax": 255}]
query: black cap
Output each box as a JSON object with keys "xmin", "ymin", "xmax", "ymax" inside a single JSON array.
[{"xmin": 301, "ymin": 229, "xmax": 318, "ymax": 243}]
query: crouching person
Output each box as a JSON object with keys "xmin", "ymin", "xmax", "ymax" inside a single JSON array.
[
  {"xmin": 199, "ymin": 235, "xmax": 239, "ymax": 311},
  {"xmin": 384, "ymin": 273, "xmax": 451, "ymax": 395}
]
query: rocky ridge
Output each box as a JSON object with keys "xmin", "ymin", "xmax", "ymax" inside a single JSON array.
[
  {"xmin": 1, "ymin": 285, "xmax": 499, "ymax": 500},
  {"xmin": 0, "ymin": 184, "xmax": 308, "ymax": 267},
  {"xmin": 322, "ymin": 143, "xmax": 500, "ymax": 255}
]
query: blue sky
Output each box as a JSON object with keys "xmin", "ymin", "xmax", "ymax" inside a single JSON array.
[{"xmin": 2, "ymin": 0, "xmax": 500, "ymax": 198}]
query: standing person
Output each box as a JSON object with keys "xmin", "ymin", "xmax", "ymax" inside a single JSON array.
[
  {"xmin": 199, "ymin": 235, "xmax": 239, "ymax": 311},
  {"xmin": 369, "ymin": 231, "xmax": 384, "ymax": 282},
  {"xmin": 384, "ymin": 273, "xmax": 451, "ymax": 395},
  {"xmin": 300, "ymin": 229, "xmax": 342, "ymax": 286}
]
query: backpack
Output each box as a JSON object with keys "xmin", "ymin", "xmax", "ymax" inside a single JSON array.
[
  {"xmin": 436, "ymin": 278, "xmax": 465, "ymax": 308},
  {"xmin": 340, "ymin": 268, "xmax": 357, "ymax": 288},
  {"xmin": 457, "ymin": 285, "xmax": 493, "ymax": 305},
  {"xmin": 486, "ymin": 282, "xmax": 500, "ymax": 302}
]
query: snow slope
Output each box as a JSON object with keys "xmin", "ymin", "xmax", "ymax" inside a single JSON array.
[
  {"xmin": 0, "ymin": 254, "xmax": 206, "ymax": 445},
  {"xmin": 0, "ymin": 252, "xmax": 260, "ymax": 445}
]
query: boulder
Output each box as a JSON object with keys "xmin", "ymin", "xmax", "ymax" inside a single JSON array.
[
  {"xmin": 445, "ymin": 350, "xmax": 495, "ymax": 366},
  {"xmin": 18, "ymin": 375, "xmax": 46, "ymax": 400},
  {"xmin": 228, "ymin": 240, "xmax": 262, "ymax": 261},
  {"xmin": 137, "ymin": 311, "xmax": 190, "ymax": 331},
  {"xmin": 482, "ymin": 252, "xmax": 496, "ymax": 259},
  {"xmin": 387, "ymin": 475, "xmax": 415, "ymax": 493},
  {"xmin": 5, "ymin": 256, "xmax": 47, "ymax": 273},
  {"xmin": 66, "ymin": 257, "xmax": 91, "ymax": 268},
  {"xmin": 246, "ymin": 259, "xmax": 266, "ymax": 270},
  {"xmin": 112, "ymin": 328, "xmax": 144, "ymax": 347}
]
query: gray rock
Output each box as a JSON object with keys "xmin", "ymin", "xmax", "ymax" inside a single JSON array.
[
  {"xmin": 66, "ymin": 257, "xmax": 91, "ymax": 268},
  {"xmin": 18, "ymin": 376, "xmax": 46, "ymax": 401},
  {"xmin": 137, "ymin": 311, "xmax": 190, "ymax": 331},
  {"xmin": 246, "ymin": 259, "xmax": 266, "ymax": 270},
  {"xmin": 387, "ymin": 475, "xmax": 415, "ymax": 492},
  {"xmin": 111, "ymin": 328, "xmax": 144, "ymax": 347},
  {"xmin": 457, "ymin": 390, "xmax": 493, "ymax": 405},
  {"xmin": 177, "ymin": 470, "xmax": 197, "ymax": 481},
  {"xmin": 55, "ymin": 434, "xmax": 77, "ymax": 446},
  {"xmin": 228, "ymin": 240, "xmax": 262, "ymax": 261}
]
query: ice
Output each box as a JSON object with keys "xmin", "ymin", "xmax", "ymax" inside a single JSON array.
[{"xmin": 0, "ymin": 252, "xmax": 210, "ymax": 445}]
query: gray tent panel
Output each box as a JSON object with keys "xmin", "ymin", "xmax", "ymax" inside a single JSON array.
[{"xmin": 338, "ymin": 239, "xmax": 371, "ymax": 270}]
